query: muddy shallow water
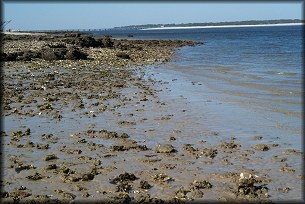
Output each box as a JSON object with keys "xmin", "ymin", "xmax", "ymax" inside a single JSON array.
[
  {"xmin": 1, "ymin": 34, "xmax": 303, "ymax": 203},
  {"xmin": 143, "ymin": 64, "xmax": 304, "ymax": 202}
]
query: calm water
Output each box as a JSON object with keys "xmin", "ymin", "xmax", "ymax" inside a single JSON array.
[{"xmin": 94, "ymin": 26, "xmax": 303, "ymax": 149}]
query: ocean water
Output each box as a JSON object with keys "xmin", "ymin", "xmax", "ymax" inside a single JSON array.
[{"xmin": 94, "ymin": 25, "xmax": 303, "ymax": 150}]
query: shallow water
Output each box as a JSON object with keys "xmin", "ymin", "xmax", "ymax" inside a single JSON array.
[
  {"xmin": 100, "ymin": 25, "xmax": 303, "ymax": 151},
  {"xmin": 139, "ymin": 64, "xmax": 304, "ymax": 201}
]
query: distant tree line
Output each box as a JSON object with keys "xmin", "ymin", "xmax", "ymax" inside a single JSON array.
[{"xmin": 113, "ymin": 19, "xmax": 303, "ymax": 30}]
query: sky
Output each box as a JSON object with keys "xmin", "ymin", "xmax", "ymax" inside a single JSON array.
[{"xmin": 3, "ymin": 2, "xmax": 303, "ymax": 30}]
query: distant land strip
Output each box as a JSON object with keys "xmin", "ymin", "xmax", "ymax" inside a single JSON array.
[
  {"xmin": 141, "ymin": 23, "xmax": 303, "ymax": 30},
  {"xmin": 113, "ymin": 19, "xmax": 303, "ymax": 30}
]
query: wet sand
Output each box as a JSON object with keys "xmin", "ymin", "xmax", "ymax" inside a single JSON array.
[{"xmin": 1, "ymin": 33, "xmax": 303, "ymax": 203}]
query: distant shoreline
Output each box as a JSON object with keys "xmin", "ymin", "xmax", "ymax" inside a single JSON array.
[
  {"xmin": 141, "ymin": 23, "xmax": 303, "ymax": 30},
  {"xmin": 2, "ymin": 31, "xmax": 47, "ymax": 36}
]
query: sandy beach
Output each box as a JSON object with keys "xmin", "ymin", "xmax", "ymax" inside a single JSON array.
[{"xmin": 1, "ymin": 32, "xmax": 303, "ymax": 203}]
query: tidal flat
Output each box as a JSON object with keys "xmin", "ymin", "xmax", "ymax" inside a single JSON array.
[{"xmin": 1, "ymin": 33, "xmax": 303, "ymax": 203}]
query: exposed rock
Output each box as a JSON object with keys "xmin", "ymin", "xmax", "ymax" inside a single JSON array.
[
  {"xmin": 78, "ymin": 36, "xmax": 101, "ymax": 47},
  {"xmin": 116, "ymin": 52, "xmax": 130, "ymax": 59},
  {"xmin": 46, "ymin": 43, "xmax": 67, "ymax": 48},
  {"xmin": 155, "ymin": 144, "xmax": 177, "ymax": 153},
  {"xmin": 65, "ymin": 47, "xmax": 88, "ymax": 60},
  {"xmin": 183, "ymin": 144, "xmax": 198, "ymax": 153},
  {"xmin": 153, "ymin": 173, "xmax": 173, "ymax": 183},
  {"xmin": 218, "ymin": 141, "xmax": 240, "ymax": 149},
  {"xmin": 109, "ymin": 145, "xmax": 127, "ymax": 152},
  {"xmin": 99, "ymin": 36, "xmax": 114, "ymax": 48},
  {"xmin": 237, "ymin": 173, "xmax": 269, "ymax": 198},
  {"xmin": 190, "ymin": 180, "xmax": 213, "ymax": 190},
  {"xmin": 41, "ymin": 48, "xmax": 67, "ymax": 60},
  {"xmin": 253, "ymin": 136, "xmax": 263, "ymax": 140},
  {"xmin": 111, "ymin": 172, "xmax": 138, "ymax": 184},
  {"xmin": 44, "ymin": 154, "xmax": 58, "ymax": 161},
  {"xmin": 14, "ymin": 162, "xmax": 36, "ymax": 173},
  {"xmin": 64, "ymin": 33, "xmax": 81, "ymax": 38},
  {"xmin": 117, "ymin": 120, "xmax": 136, "ymax": 125},
  {"xmin": 201, "ymin": 148, "xmax": 218, "ymax": 159},
  {"xmin": 1, "ymin": 52, "xmax": 18, "ymax": 61},
  {"xmin": 85, "ymin": 129, "xmax": 124, "ymax": 139},
  {"xmin": 277, "ymin": 187, "xmax": 290, "ymax": 193},
  {"xmin": 17, "ymin": 50, "xmax": 41, "ymax": 61},
  {"xmin": 59, "ymin": 166, "xmax": 75, "ymax": 175},
  {"xmin": 139, "ymin": 180, "xmax": 152, "ymax": 189},
  {"xmin": 252, "ymin": 144, "xmax": 270, "ymax": 151},
  {"xmin": 175, "ymin": 186, "xmax": 187, "ymax": 199},
  {"xmin": 111, "ymin": 192, "xmax": 131, "ymax": 203},
  {"xmin": 282, "ymin": 149, "xmax": 303, "ymax": 155},
  {"xmin": 12, "ymin": 128, "xmax": 30, "ymax": 137},
  {"xmin": 1, "ymin": 191, "xmax": 32, "ymax": 199},
  {"xmin": 116, "ymin": 183, "xmax": 131, "ymax": 193},
  {"xmin": 26, "ymin": 172, "xmax": 43, "ymax": 180},
  {"xmin": 280, "ymin": 164, "xmax": 296, "ymax": 173},
  {"xmin": 45, "ymin": 164, "xmax": 57, "ymax": 170},
  {"xmin": 134, "ymin": 192, "xmax": 151, "ymax": 203}
]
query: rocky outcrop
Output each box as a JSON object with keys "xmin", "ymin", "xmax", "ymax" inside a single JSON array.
[
  {"xmin": 65, "ymin": 47, "xmax": 88, "ymax": 60},
  {"xmin": 2, "ymin": 32, "xmax": 203, "ymax": 63},
  {"xmin": 41, "ymin": 48, "xmax": 67, "ymax": 61},
  {"xmin": 2, "ymin": 47, "xmax": 88, "ymax": 61}
]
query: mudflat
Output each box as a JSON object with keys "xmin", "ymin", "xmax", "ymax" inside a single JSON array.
[{"xmin": 1, "ymin": 33, "xmax": 303, "ymax": 203}]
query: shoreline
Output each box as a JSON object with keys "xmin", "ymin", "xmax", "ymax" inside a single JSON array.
[
  {"xmin": 1, "ymin": 32, "xmax": 48, "ymax": 36},
  {"xmin": 1, "ymin": 34, "xmax": 303, "ymax": 203},
  {"xmin": 141, "ymin": 22, "xmax": 303, "ymax": 30}
]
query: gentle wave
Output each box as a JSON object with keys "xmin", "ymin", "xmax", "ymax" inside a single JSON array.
[{"xmin": 265, "ymin": 71, "xmax": 298, "ymax": 76}]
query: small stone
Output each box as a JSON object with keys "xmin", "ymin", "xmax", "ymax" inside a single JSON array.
[
  {"xmin": 277, "ymin": 187, "xmax": 290, "ymax": 193},
  {"xmin": 282, "ymin": 149, "xmax": 302, "ymax": 155},
  {"xmin": 175, "ymin": 186, "xmax": 187, "ymax": 199},
  {"xmin": 111, "ymin": 172, "xmax": 138, "ymax": 184},
  {"xmin": 26, "ymin": 172, "xmax": 43, "ymax": 180},
  {"xmin": 153, "ymin": 173, "xmax": 172, "ymax": 183},
  {"xmin": 18, "ymin": 186, "xmax": 27, "ymax": 190},
  {"xmin": 44, "ymin": 154, "xmax": 58, "ymax": 161},
  {"xmin": 190, "ymin": 180, "xmax": 213, "ymax": 190},
  {"xmin": 139, "ymin": 180, "xmax": 152, "ymax": 189},
  {"xmin": 46, "ymin": 164, "xmax": 57, "ymax": 170},
  {"xmin": 169, "ymin": 136, "xmax": 176, "ymax": 141},
  {"xmin": 254, "ymin": 136, "xmax": 263, "ymax": 140},
  {"xmin": 155, "ymin": 144, "xmax": 177, "ymax": 153},
  {"xmin": 252, "ymin": 144, "xmax": 270, "ymax": 151},
  {"xmin": 201, "ymin": 148, "xmax": 218, "ymax": 159},
  {"xmin": 81, "ymin": 173, "xmax": 94, "ymax": 181},
  {"xmin": 82, "ymin": 192, "xmax": 90, "ymax": 197},
  {"xmin": 280, "ymin": 165, "xmax": 296, "ymax": 174}
]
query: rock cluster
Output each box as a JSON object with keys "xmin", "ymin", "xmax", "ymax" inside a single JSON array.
[{"xmin": 1, "ymin": 32, "xmax": 202, "ymax": 63}]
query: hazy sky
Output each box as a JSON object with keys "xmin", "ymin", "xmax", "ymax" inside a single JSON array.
[{"xmin": 3, "ymin": 2, "xmax": 303, "ymax": 30}]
